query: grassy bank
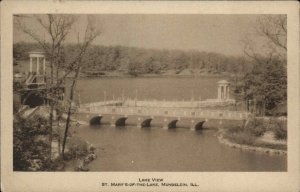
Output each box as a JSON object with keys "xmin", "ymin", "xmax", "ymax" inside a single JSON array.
[{"xmin": 219, "ymin": 117, "xmax": 287, "ymax": 152}]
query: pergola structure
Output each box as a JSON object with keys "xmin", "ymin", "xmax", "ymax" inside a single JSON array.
[{"xmin": 29, "ymin": 51, "xmax": 46, "ymax": 75}]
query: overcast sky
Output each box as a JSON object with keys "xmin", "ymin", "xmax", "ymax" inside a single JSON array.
[{"xmin": 14, "ymin": 14, "xmax": 263, "ymax": 56}]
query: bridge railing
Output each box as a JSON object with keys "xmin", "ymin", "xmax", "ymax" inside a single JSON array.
[{"xmin": 78, "ymin": 105, "xmax": 250, "ymax": 120}]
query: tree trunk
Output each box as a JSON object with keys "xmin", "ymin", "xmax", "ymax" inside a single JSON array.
[
  {"xmin": 48, "ymin": 51, "xmax": 55, "ymax": 159},
  {"xmin": 62, "ymin": 64, "xmax": 81, "ymax": 158}
]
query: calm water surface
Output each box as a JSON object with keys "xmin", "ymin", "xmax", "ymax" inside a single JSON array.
[
  {"xmin": 75, "ymin": 125, "xmax": 286, "ymax": 172},
  {"xmin": 74, "ymin": 77, "xmax": 287, "ymax": 171},
  {"xmin": 77, "ymin": 77, "xmax": 223, "ymax": 103}
]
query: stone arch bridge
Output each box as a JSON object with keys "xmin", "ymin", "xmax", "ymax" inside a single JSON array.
[{"xmin": 75, "ymin": 104, "xmax": 249, "ymax": 130}]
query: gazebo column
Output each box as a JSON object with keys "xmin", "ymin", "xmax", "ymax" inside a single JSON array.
[
  {"xmin": 226, "ymin": 86, "xmax": 230, "ymax": 100},
  {"xmin": 43, "ymin": 57, "xmax": 46, "ymax": 75},
  {"xmin": 218, "ymin": 85, "xmax": 221, "ymax": 100},
  {"xmin": 221, "ymin": 86, "xmax": 224, "ymax": 100},
  {"xmin": 223, "ymin": 85, "xmax": 226, "ymax": 100}
]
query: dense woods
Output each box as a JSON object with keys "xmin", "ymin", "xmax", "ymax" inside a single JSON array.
[{"xmin": 13, "ymin": 42, "xmax": 254, "ymax": 76}]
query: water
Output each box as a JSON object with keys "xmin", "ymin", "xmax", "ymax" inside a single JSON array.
[
  {"xmin": 74, "ymin": 125, "xmax": 286, "ymax": 172},
  {"xmin": 73, "ymin": 77, "xmax": 287, "ymax": 171},
  {"xmin": 76, "ymin": 77, "xmax": 222, "ymax": 104}
]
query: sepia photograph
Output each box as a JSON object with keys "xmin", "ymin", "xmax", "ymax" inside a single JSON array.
[
  {"xmin": 1, "ymin": 1, "xmax": 299, "ymax": 192},
  {"xmin": 12, "ymin": 13, "xmax": 288, "ymax": 172}
]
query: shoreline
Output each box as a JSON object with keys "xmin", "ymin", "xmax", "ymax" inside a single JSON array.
[
  {"xmin": 78, "ymin": 72, "xmax": 235, "ymax": 79},
  {"xmin": 217, "ymin": 134, "xmax": 287, "ymax": 155}
]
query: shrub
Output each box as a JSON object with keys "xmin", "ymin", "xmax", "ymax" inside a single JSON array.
[
  {"xmin": 273, "ymin": 126, "xmax": 287, "ymax": 140},
  {"xmin": 225, "ymin": 125, "xmax": 244, "ymax": 134},
  {"xmin": 244, "ymin": 118, "xmax": 266, "ymax": 137},
  {"xmin": 67, "ymin": 136, "xmax": 89, "ymax": 158},
  {"xmin": 225, "ymin": 132, "xmax": 256, "ymax": 145},
  {"xmin": 13, "ymin": 114, "xmax": 54, "ymax": 171},
  {"xmin": 268, "ymin": 118, "xmax": 287, "ymax": 140},
  {"xmin": 248, "ymin": 124, "xmax": 266, "ymax": 137}
]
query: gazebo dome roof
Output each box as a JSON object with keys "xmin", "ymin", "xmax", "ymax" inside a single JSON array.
[{"xmin": 218, "ymin": 80, "xmax": 230, "ymax": 84}]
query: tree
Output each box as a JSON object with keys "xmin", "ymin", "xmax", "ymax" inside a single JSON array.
[
  {"xmin": 228, "ymin": 56, "xmax": 248, "ymax": 111},
  {"xmin": 62, "ymin": 17, "xmax": 100, "ymax": 157},
  {"xmin": 15, "ymin": 15, "xmax": 100, "ymax": 160},
  {"xmin": 257, "ymin": 15, "xmax": 287, "ymax": 51},
  {"xmin": 16, "ymin": 15, "xmax": 77, "ymax": 157},
  {"xmin": 242, "ymin": 15, "xmax": 287, "ymax": 116}
]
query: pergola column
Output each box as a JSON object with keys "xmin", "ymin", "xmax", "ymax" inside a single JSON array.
[
  {"xmin": 37, "ymin": 57, "xmax": 40, "ymax": 75},
  {"xmin": 30, "ymin": 57, "xmax": 33, "ymax": 73},
  {"xmin": 29, "ymin": 51, "xmax": 46, "ymax": 75}
]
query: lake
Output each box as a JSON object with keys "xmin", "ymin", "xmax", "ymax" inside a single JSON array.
[
  {"xmin": 72, "ymin": 77, "xmax": 287, "ymax": 171},
  {"xmin": 76, "ymin": 76, "xmax": 223, "ymax": 104}
]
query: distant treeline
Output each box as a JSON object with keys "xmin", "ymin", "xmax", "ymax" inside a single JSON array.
[{"xmin": 14, "ymin": 42, "xmax": 254, "ymax": 76}]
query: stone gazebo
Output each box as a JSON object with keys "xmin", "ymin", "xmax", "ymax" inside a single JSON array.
[{"xmin": 217, "ymin": 80, "xmax": 230, "ymax": 100}]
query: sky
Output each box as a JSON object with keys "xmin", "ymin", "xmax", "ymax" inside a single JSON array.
[{"xmin": 14, "ymin": 14, "xmax": 263, "ymax": 56}]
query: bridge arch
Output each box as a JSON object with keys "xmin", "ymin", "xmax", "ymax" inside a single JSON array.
[
  {"xmin": 21, "ymin": 90, "xmax": 45, "ymax": 108},
  {"xmin": 115, "ymin": 117, "xmax": 127, "ymax": 126},
  {"xmin": 167, "ymin": 119, "xmax": 178, "ymax": 129},
  {"xmin": 89, "ymin": 115, "xmax": 102, "ymax": 125},
  {"xmin": 194, "ymin": 121, "xmax": 206, "ymax": 130},
  {"xmin": 141, "ymin": 118, "xmax": 152, "ymax": 128}
]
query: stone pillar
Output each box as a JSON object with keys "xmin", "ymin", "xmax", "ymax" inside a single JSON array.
[
  {"xmin": 37, "ymin": 57, "xmax": 40, "ymax": 75},
  {"xmin": 221, "ymin": 85, "xmax": 224, "ymax": 100},
  {"xmin": 163, "ymin": 118, "xmax": 168, "ymax": 129},
  {"xmin": 137, "ymin": 117, "xmax": 142, "ymax": 128},
  {"xmin": 110, "ymin": 116, "xmax": 116, "ymax": 127},
  {"xmin": 217, "ymin": 85, "xmax": 220, "ymax": 100},
  {"xmin": 30, "ymin": 57, "xmax": 33, "ymax": 73},
  {"xmin": 190, "ymin": 119, "xmax": 196, "ymax": 131},
  {"xmin": 225, "ymin": 86, "xmax": 227, "ymax": 99},
  {"xmin": 226, "ymin": 85, "xmax": 230, "ymax": 100},
  {"xmin": 43, "ymin": 57, "xmax": 46, "ymax": 75}
]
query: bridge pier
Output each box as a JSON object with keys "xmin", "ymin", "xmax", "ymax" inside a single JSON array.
[
  {"xmin": 110, "ymin": 116, "xmax": 116, "ymax": 127},
  {"xmin": 190, "ymin": 119, "xmax": 196, "ymax": 131}
]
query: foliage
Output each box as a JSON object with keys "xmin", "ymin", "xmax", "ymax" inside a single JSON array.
[
  {"xmin": 224, "ymin": 125, "xmax": 244, "ymax": 134},
  {"xmin": 273, "ymin": 126, "xmax": 287, "ymax": 140},
  {"xmin": 240, "ymin": 15, "xmax": 287, "ymax": 116},
  {"xmin": 268, "ymin": 118, "xmax": 287, "ymax": 140},
  {"xmin": 242, "ymin": 57, "xmax": 287, "ymax": 115},
  {"xmin": 13, "ymin": 42, "xmax": 254, "ymax": 76},
  {"xmin": 224, "ymin": 132, "xmax": 256, "ymax": 146},
  {"xmin": 15, "ymin": 15, "xmax": 100, "ymax": 159},
  {"xmin": 244, "ymin": 118, "xmax": 266, "ymax": 137},
  {"xmin": 13, "ymin": 114, "xmax": 54, "ymax": 171},
  {"xmin": 66, "ymin": 135, "xmax": 89, "ymax": 159}
]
